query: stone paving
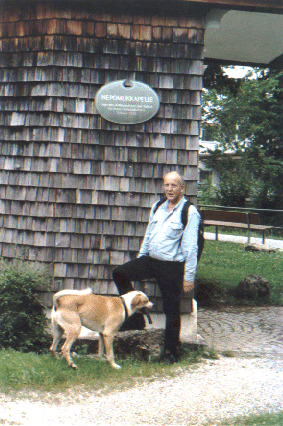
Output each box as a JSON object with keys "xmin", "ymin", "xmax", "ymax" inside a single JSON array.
[
  {"xmin": 198, "ymin": 233, "xmax": 283, "ymax": 355},
  {"xmin": 197, "ymin": 305, "xmax": 283, "ymax": 355}
]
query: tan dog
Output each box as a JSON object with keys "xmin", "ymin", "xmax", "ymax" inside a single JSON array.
[{"xmin": 50, "ymin": 289, "xmax": 153, "ymax": 369}]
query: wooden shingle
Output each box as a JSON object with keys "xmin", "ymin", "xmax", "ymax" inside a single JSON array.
[{"xmin": 0, "ymin": 4, "xmax": 203, "ymax": 310}]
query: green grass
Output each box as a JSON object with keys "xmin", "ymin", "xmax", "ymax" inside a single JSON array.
[
  {"xmin": 0, "ymin": 347, "xmax": 204, "ymax": 394},
  {"xmin": 196, "ymin": 240, "xmax": 283, "ymax": 306},
  {"xmin": 1, "ymin": 349, "xmax": 281, "ymax": 426},
  {"xmin": 214, "ymin": 411, "xmax": 283, "ymax": 425},
  {"xmin": 1, "ymin": 349, "xmax": 282, "ymax": 426}
]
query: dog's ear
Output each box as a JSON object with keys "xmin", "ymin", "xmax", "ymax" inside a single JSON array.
[{"xmin": 131, "ymin": 293, "xmax": 148, "ymax": 310}]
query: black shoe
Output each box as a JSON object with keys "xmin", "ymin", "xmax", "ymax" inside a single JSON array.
[
  {"xmin": 162, "ymin": 350, "xmax": 178, "ymax": 364},
  {"xmin": 118, "ymin": 313, "xmax": 146, "ymax": 331}
]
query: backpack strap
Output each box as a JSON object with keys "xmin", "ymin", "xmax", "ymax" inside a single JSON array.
[
  {"xmin": 153, "ymin": 197, "xmax": 167, "ymax": 215},
  {"xmin": 181, "ymin": 200, "xmax": 192, "ymax": 228},
  {"xmin": 152, "ymin": 197, "xmax": 204, "ymax": 261},
  {"xmin": 182, "ymin": 201, "xmax": 205, "ymax": 261},
  {"xmin": 153, "ymin": 198, "xmax": 193, "ymax": 229}
]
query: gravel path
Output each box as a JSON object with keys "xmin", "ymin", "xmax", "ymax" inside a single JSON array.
[
  {"xmin": 1, "ymin": 354, "xmax": 283, "ymax": 426},
  {"xmin": 2, "ymin": 232, "xmax": 283, "ymax": 426}
]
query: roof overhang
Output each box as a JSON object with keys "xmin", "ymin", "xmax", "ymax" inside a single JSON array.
[
  {"xmin": 1, "ymin": 0, "xmax": 282, "ymax": 67},
  {"xmin": 204, "ymin": 8, "xmax": 283, "ymax": 67}
]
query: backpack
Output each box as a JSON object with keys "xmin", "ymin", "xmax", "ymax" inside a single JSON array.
[{"xmin": 153, "ymin": 198, "xmax": 204, "ymax": 262}]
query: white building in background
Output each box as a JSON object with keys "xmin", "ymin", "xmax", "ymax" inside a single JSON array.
[
  {"xmin": 198, "ymin": 141, "xmax": 221, "ymax": 187},
  {"xmin": 199, "ymin": 139, "xmax": 239, "ymax": 187}
]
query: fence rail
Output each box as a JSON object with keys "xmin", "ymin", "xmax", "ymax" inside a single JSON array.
[
  {"xmin": 198, "ymin": 204, "xmax": 283, "ymax": 233},
  {"xmin": 198, "ymin": 204, "xmax": 283, "ymax": 214}
]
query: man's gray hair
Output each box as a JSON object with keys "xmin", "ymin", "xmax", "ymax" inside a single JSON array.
[{"xmin": 163, "ymin": 171, "xmax": 185, "ymax": 186}]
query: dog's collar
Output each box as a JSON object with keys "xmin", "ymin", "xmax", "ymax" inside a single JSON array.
[{"xmin": 119, "ymin": 296, "xmax": 129, "ymax": 321}]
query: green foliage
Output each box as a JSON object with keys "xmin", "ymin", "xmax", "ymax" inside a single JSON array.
[
  {"xmin": 202, "ymin": 67, "xmax": 283, "ymax": 213},
  {"xmin": 217, "ymin": 172, "xmax": 249, "ymax": 207},
  {"xmin": 201, "ymin": 346, "xmax": 220, "ymax": 360},
  {"xmin": 202, "ymin": 68, "xmax": 283, "ymax": 154},
  {"xmin": 198, "ymin": 178, "xmax": 217, "ymax": 205},
  {"xmin": 196, "ymin": 240, "xmax": 283, "ymax": 306},
  {"xmin": 203, "ymin": 63, "xmax": 242, "ymax": 96},
  {"xmin": 0, "ymin": 259, "xmax": 51, "ymax": 353},
  {"xmin": 216, "ymin": 411, "xmax": 283, "ymax": 425},
  {"xmin": 216, "ymin": 157, "xmax": 250, "ymax": 207},
  {"xmin": 246, "ymin": 69, "xmax": 283, "ymax": 159},
  {"xmin": 248, "ymin": 149, "xmax": 283, "ymax": 213},
  {"xmin": 0, "ymin": 348, "xmax": 204, "ymax": 393},
  {"xmin": 202, "ymin": 151, "xmax": 250, "ymax": 207},
  {"xmin": 195, "ymin": 277, "xmax": 226, "ymax": 306}
]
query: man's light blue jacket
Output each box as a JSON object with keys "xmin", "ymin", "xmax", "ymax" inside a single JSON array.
[{"xmin": 138, "ymin": 196, "xmax": 200, "ymax": 282}]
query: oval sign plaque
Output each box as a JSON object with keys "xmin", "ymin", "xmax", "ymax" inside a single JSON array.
[{"xmin": 95, "ymin": 80, "xmax": 160, "ymax": 125}]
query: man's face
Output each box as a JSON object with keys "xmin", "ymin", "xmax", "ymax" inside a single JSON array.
[{"xmin": 163, "ymin": 175, "xmax": 184, "ymax": 204}]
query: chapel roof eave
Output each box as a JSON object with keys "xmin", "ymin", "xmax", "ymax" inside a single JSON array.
[
  {"xmin": 0, "ymin": 0, "xmax": 282, "ymax": 14},
  {"xmin": 1, "ymin": 0, "xmax": 282, "ymax": 67},
  {"xmin": 178, "ymin": 0, "xmax": 283, "ymax": 14}
]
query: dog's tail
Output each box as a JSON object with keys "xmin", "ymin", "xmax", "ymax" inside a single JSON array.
[{"xmin": 53, "ymin": 288, "xmax": 93, "ymax": 309}]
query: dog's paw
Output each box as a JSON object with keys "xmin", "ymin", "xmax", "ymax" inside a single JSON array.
[
  {"xmin": 70, "ymin": 363, "xmax": 78, "ymax": 370},
  {"xmin": 112, "ymin": 363, "xmax": 122, "ymax": 369},
  {"xmin": 50, "ymin": 350, "xmax": 60, "ymax": 359}
]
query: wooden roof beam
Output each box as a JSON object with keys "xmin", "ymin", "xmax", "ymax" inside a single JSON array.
[{"xmin": 177, "ymin": 0, "xmax": 283, "ymax": 13}]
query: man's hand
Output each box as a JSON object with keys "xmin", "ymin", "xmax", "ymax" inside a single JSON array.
[{"xmin": 183, "ymin": 281, "xmax": 194, "ymax": 292}]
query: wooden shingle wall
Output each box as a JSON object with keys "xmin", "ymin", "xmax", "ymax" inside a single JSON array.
[{"xmin": 0, "ymin": 2, "xmax": 204, "ymax": 310}]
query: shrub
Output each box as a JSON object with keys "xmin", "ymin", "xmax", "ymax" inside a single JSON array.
[
  {"xmin": 195, "ymin": 277, "xmax": 227, "ymax": 307},
  {"xmin": 216, "ymin": 167, "xmax": 250, "ymax": 207},
  {"xmin": 197, "ymin": 179, "xmax": 217, "ymax": 205},
  {"xmin": 0, "ymin": 259, "xmax": 51, "ymax": 353}
]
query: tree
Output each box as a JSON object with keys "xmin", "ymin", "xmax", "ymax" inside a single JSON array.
[
  {"xmin": 201, "ymin": 65, "xmax": 283, "ymax": 215},
  {"xmin": 204, "ymin": 149, "xmax": 250, "ymax": 207},
  {"xmin": 203, "ymin": 63, "xmax": 242, "ymax": 96}
]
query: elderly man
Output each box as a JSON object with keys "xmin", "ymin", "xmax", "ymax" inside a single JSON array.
[{"xmin": 113, "ymin": 171, "xmax": 200, "ymax": 363}]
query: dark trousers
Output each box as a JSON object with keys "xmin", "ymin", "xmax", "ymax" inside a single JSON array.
[{"xmin": 112, "ymin": 255, "xmax": 184, "ymax": 355}]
